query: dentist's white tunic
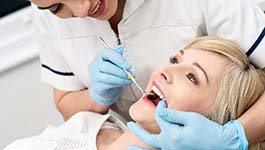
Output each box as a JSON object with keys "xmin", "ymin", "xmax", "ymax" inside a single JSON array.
[{"xmin": 32, "ymin": 0, "xmax": 265, "ymax": 120}]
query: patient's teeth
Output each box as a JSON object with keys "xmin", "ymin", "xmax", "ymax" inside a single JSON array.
[
  {"xmin": 152, "ymin": 86, "xmax": 159, "ymax": 93},
  {"xmin": 151, "ymin": 85, "xmax": 165, "ymax": 100},
  {"xmin": 91, "ymin": 1, "xmax": 101, "ymax": 14},
  {"xmin": 151, "ymin": 86, "xmax": 156, "ymax": 92},
  {"xmin": 155, "ymin": 89, "xmax": 161, "ymax": 95}
]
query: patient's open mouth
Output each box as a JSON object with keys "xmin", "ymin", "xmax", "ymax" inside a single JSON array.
[{"xmin": 146, "ymin": 84, "xmax": 165, "ymax": 106}]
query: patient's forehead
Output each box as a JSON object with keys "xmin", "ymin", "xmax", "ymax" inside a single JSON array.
[
  {"xmin": 31, "ymin": 0, "xmax": 58, "ymax": 7},
  {"xmin": 182, "ymin": 48, "xmax": 225, "ymax": 61},
  {"xmin": 183, "ymin": 48, "xmax": 228, "ymax": 64},
  {"xmin": 182, "ymin": 48, "xmax": 229, "ymax": 82}
]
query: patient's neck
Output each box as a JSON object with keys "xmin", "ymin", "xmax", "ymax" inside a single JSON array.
[
  {"xmin": 97, "ymin": 129, "xmax": 152, "ymax": 150},
  {"xmin": 108, "ymin": 131, "xmax": 152, "ymax": 150}
]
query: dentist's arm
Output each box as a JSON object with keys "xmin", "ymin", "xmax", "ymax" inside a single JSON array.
[
  {"xmin": 54, "ymin": 88, "xmax": 109, "ymax": 121},
  {"xmin": 239, "ymin": 91, "xmax": 265, "ymax": 143},
  {"xmin": 54, "ymin": 45, "xmax": 132, "ymax": 120}
]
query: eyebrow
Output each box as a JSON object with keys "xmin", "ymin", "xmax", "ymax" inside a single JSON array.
[
  {"xmin": 180, "ymin": 50, "xmax": 184, "ymax": 55},
  {"xmin": 177, "ymin": 50, "xmax": 209, "ymax": 84},
  {"xmin": 192, "ymin": 62, "xmax": 209, "ymax": 84},
  {"xmin": 37, "ymin": 4, "xmax": 59, "ymax": 10}
]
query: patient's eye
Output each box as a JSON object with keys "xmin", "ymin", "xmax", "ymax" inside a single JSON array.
[
  {"xmin": 186, "ymin": 73, "xmax": 198, "ymax": 85},
  {"xmin": 170, "ymin": 56, "xmax": 178, "ymax": 64},
  {"xmin": 49, "ymin": 3, "xmax": 63, "ymax": 14},
  {"xmin": 38, "ymin": 3, "xmax": 63, "ymax": 14}
]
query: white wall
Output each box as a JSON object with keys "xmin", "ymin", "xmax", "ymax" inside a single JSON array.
[{"xmin": 0, "ymin": 7, "xmax": 63, "ymax": 149}]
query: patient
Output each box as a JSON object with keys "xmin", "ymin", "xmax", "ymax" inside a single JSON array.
[{"xmin": 5, "ymin": 37, "xmax": 265, "ymax": 150}]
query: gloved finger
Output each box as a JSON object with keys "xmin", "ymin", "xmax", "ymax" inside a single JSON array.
[
  {"xmin": 90, "ymin": 85, "xmax": 121, "ymax": 96},
  {"xmin": 155, "ymin": 110, "xmax": 179, "ymax": 133},
  {"xmin": 157, "ymin": 107, "xmax": 194, "ymax": 125},
  {"xmin": 154, "ymin": 100, "xmax": 174, "ymax": 129},
  {"xmin": 99, "ymin": 60, "xmax": 129, "ymax": 79},
  {"xmin": 98, "ymin": 72, "xmax": 132, "ymax": 86},
  {"xmin": 89, "ymin": 86, "xmax": 121, "ymax": 106},
  {"xmin": 128, "ymin": 146, "xmax": 148, "ymax": 150},
  {"xmin": 114, "ymin": 45, "xmax": 124, "ymax": 55},
  {"xmin": 101, "ymin": 49, "xmax": 131, "ymax": 70},
  {"xmin": 127, "ymin": 122, "xmax": 160, "ymax": 148},
  {"xmin": 156, "ymin": 100, "xmax": 167, "ymax": 109},
  {"xmin": 92, "ymin": 83, "xmax": 125, "ymax": 96},
  {"xmin": 91, "ymin": 70, "xmax": 132, "ymax": 86}
]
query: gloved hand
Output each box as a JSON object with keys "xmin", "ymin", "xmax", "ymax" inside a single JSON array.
[
  {"xmin": 89, "ymin": 45, "xmax": 133, "ymax": 106},
  {"xmin": 127, "ymin": 100, "xmax": 249, "ymax": 150}
]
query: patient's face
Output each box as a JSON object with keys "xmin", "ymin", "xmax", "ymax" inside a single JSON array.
[{"xmin": 129, "ymin": 49, "xmax": 230, "ymax": 133}]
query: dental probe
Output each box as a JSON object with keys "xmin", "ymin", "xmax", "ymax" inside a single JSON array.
[
  {"xmin": 98, "ymin": 37, "xmax": 153, "ymax": 96},
  {"xmin": 122, "ymin": 68, "xmax": 146, "ymax": 95},
  {"xmin": 98, "ymin": 36, "xmax": 109, "ymax": 49}
]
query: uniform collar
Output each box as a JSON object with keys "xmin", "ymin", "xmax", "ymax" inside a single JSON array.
[{"xmin": 122, "ymin": 0, "xmax": 145, "ymax": 21}]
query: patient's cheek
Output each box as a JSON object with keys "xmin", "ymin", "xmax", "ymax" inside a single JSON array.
[{"xmin": 31, "ymin": 0, "xmax": 50, "ymax": 6}]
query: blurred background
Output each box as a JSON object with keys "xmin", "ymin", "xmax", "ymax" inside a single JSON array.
[
  {"xmin": 0, "ymin": 0, "xmax": 264, "ymax": 149},
  {"xmin": 0, "ymin": 0, "xmax": 63, "ymax": 149}
]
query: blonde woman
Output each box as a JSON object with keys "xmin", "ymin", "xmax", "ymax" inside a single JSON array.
[
  {"xmin": 129, "ymin": 37, "xmax": 265, "ymax": 150},
  {"xmin": 5, "ymin": 37, "xmax": 265, "ymax": 150},
  {"xmin": 29, "ymin": 0, "xmax": 265, "ymax": 148}
]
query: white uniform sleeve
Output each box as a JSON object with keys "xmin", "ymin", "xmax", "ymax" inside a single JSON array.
[
  {"xmin": 32, "ymin": 5, "xmax": 85, "ymax": 91},
  {"xmin": 196, "ymin": 0, "xmax": 265, "ymax": 68},
  {"xmin": 38, "ymin": 34, "xmax": 85, "ymax": 91}
]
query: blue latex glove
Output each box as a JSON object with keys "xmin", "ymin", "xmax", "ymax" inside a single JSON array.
[
  {"xmin": 128, "ymin": 100, "xmax": 248, "ymax": 150},
  {"xmin": 89, "ymin": 45, "xmax": 133, "ymax": 106},
  {"xmin": 128, "ymin": 146, "xmax": 148, "ymax": 150}
]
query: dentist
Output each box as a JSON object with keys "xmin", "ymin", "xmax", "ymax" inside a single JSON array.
[{"xmin": 31, "ymin": 0, "xmax": 265, "ymax": 149}]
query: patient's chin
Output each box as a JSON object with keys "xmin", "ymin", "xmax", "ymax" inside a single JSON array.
[
  {"xmin": 129, "ymin": 102, "xmax": 160, "ymax": 134},
  {"xmin": 129, "ymin": 101, "xmax": 154, "ymax": 123},
  {"xmin": 138, "ymin": 121, "xmax": 161, "ymax": 134}
]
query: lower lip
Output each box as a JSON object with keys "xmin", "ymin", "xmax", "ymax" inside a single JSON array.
[
  {"xmin": 88, "ymin": 0, "xmax": 106, "ymax": 18},
  {"xmin": 142, "ymin": 95, "xmax": 156, "ymax": 108}
]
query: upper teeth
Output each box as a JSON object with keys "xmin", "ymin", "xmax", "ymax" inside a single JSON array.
[
  {"xmin": 91, "ymin": 0, "xmax": 101, "ymax": 14},
  {"xmin": 151, "ymin": 85, "xmax": 165, "ymax": 100}
]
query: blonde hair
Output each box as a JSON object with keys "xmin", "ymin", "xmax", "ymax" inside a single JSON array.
[{"xmin": 183, "ymin": 36, "xmax": 265, "ymax": 150}]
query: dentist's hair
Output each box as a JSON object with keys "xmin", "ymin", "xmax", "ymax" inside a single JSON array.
[{"xmin": 183, "ymin": 36, "xmax": 265, "ymax": 150}]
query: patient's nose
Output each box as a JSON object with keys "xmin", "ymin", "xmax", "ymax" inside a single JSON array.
[{"xmin": 160, "ymin": 67, "xmax": 173, "ymax": 84}]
